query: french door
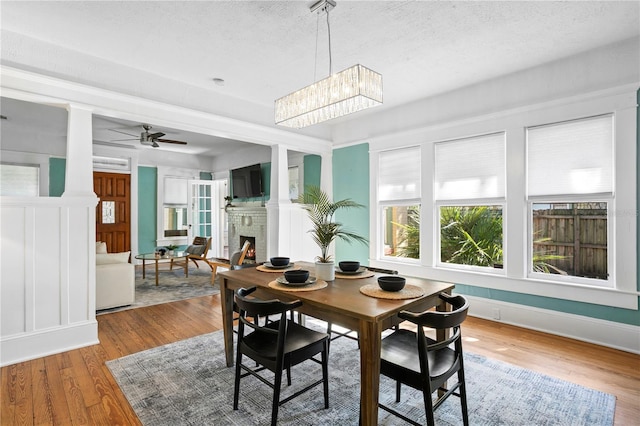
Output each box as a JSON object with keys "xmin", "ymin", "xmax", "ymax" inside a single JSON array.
[{"xmin": 187, "ymin": 180, "xmax": 226, "ymax": 257}]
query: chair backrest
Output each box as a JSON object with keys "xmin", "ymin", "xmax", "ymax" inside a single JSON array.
[
  {"xmin": 234, "ymin": 287, "xmax": 302, "ymax": 339},
  {"xmin": 230, "ymin": 240, "xmax": 251, "ymax": 266},
  {"xmin": 399, "ymin": 293, "xmax": 468, "ymax": 331},
  {"xmin": 187, "ymin": 236, "xmax": 211, "ymax": 258},
  {"xmin": 399, "ymin": 293, "xmax": 469, "ymax": 356}
]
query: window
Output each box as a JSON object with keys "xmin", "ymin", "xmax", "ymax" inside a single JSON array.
[
  {"xmin": 164, "ymin": 177, "xmax": 189, "ymax": 237},
  {"xmin": 0, "ymin": 163, "xmax": 39, "ymax": 196},
  {"xmin": 435, "ymin": 133, "xmax": 505, "ymax": 269},
  {"xmin": 527, "ymin": 115, "xmax": 613, "ymax": 285},
  {"xmin": 378, "ymin": 147, "xmax": 420, "ymax": 259}
]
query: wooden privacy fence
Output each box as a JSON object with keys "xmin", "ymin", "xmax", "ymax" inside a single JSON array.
[{"xmin": 532, "ymin": 208, "xmax": 607, "ymax": 280}]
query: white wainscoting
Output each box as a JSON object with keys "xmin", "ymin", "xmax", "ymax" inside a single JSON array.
[
  {"xmin": 462, "ymin": 295, "xmax": 640, "ymax": 354},
  {"xmin": 0, "ymin": 196, "xmax": 99, "ymax": 367}
]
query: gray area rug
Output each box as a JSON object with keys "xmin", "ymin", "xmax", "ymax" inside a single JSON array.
[
  {"xmin": 97, "ymin": 266, "xmax": 219, "ymax": 314},
  {"xmin": 107, "ymin": 325, "xmax": 615, "ymax": 425}
]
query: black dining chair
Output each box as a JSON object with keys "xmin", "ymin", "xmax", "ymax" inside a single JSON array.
[
  {"xmin": 233, "ymin": 287, "xmax": 330, "ymax": 426},
  {"xmin": 378, "ymin": 293, "xmax": 470, "ymax": 426}
]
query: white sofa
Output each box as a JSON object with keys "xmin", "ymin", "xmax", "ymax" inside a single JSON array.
[{"xmin": 96, "ymin": 242, "xmax": 135, "ymax": 310}]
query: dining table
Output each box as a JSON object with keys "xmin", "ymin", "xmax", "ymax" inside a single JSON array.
[{"xmin": 218, "ymin": 261, "xmax": 455, "ymax": 425}]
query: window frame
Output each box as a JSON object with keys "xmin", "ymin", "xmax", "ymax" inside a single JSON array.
[{"xmin": 369, "ymin": 87, "xmax": 636, "ymax": 309}]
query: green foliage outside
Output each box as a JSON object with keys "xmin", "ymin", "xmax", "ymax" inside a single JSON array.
[{"xmin": 440, "ymin": 206, "xmax": 503, "ymax": 266}]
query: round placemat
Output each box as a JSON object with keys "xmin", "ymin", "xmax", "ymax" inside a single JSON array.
[
  {"xmin": 256, "ymin": 265, "xmax": 301, "ymax": 273},
  {"xmin": 268, "ymin": 279, "xmax": 328, "ymax": 292},
  {"xmin": 335, "ymin": 271, "xmax": 375, "ymax": 280},
  {"xmin": 359, "ymin": 283, "xmax": 425, "ymax": 299}
]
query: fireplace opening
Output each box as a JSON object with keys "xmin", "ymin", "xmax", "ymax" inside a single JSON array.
[{"xmin": 239, "ymin": 235, "xmax": 256, "ymax": 263}]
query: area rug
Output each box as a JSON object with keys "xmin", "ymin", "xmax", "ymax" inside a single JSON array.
[
  {"xmin": 97, "ymin": 266, "xmax": 219, "ymax": 314},
  {"xmin": 106, "ymin": 328, "xmax": 615, "ymax": 425}
]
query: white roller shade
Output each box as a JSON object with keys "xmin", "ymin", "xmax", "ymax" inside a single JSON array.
[
  {"xmin": 164, "ymin": 177, "xmax": 188, "ymax": 204},
  {"xmin": 527, "ymin": 114, "xmax": 613, "ymax": 196},
  {"xmin": 435, "ymin": 133, "xmax": 505, "ymax": 200},
  {"xmin": 378, "ymin": 146, "xmax": 421, "ymax": 201}
]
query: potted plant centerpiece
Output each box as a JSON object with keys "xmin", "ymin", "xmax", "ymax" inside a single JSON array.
[
  {"xmin": 298, "ymin": 186, "xmax": 368, "ymax": 281},
  {"xmin": 165, "ymin": 244, "xmax": 179, "ymax": 256}
]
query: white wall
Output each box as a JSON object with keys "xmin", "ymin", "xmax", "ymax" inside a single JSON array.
[{"xmin": 1, "ymin": 197, "xmax": 99, "ymax": 366}]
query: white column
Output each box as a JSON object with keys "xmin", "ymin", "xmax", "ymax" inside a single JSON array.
[
  {"xmin": 62, "ymin": 105, "xmax": 95, "ymax": 197},
  {"xmin": 267, "ymin": 144, "xmax": 291, "ymax": 205},
  {"xmin": 266, "ymin": 144, "xmax": 291, "ymax": 258}
]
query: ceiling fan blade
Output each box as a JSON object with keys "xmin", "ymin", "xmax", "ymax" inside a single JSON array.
[
  {"xmin": 148, "ymin": 132, "xmax": 166, "ymax": 139},
  {"xmin": 155, "ymin": 138, "xmax": 188, "ymax": 145}
]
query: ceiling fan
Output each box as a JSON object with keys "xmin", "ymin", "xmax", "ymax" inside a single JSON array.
[{"xmin": 109, "ymin": 124, "xmax": 187, "ymax": 148}]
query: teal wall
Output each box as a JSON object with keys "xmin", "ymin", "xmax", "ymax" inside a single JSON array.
[
  {"xmin": 333, "ymin": 144, "xmax": 370, "ymax": 264},
  {"xmin": 303, "ymin": 155, "xmax": 321, "ymax": 191},
  {"xmin": 138, "ymin": 166, "xmax": 157, "ymax": 254},
  {"xmin": 49, "ymin": 158, "xmax": 66, "ymax": 197}
]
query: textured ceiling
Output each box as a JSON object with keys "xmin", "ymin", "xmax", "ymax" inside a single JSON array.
[{"xmin": 1, "ymin": 0, "xmax": 639, "ymax": 155}]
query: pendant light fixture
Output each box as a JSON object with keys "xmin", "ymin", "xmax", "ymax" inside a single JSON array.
[{"xmin": 274, "ymin": 0, "xmax": 383, "ymax": 128}]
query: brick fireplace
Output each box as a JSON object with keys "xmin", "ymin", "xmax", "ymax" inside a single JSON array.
[{"xmin": 227, "ymin": 207, "xmax": 267, "ymax": 264}]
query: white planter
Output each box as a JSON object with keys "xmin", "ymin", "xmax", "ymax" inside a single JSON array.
[{"xmin": 315, "ymin": 261, "xmax": 335, "ymax": 281}]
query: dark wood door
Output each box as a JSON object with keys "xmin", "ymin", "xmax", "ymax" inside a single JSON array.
[{"xmin": 94, "ymin": 172, "xmax": 131, "ymax": 253}]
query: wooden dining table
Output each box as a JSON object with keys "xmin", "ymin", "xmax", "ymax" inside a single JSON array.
[{"xmin": 218, "ymin": 261, "xmax": 454, "ymax": 425}]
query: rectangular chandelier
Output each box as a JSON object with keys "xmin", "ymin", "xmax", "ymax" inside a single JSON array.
[{"xmin": 275, "ymin": 64, "xmax": 383, "ymax": 128}]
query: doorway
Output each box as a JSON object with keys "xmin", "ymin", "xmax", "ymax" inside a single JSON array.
[{"xmin": 94, "ymin": 171, "xmax": 131, "ymax": 253}]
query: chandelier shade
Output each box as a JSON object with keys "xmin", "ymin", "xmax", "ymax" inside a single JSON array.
[{"xmin": 275, "ymin": 64, "xmax": 383, "ymax": 128}]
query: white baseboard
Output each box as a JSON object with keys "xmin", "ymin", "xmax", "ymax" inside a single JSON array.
[
  {"xmin": 462, "ymin": 295, "xmax": 640, "ymax": 354},
  {"xmin": 0, "ymin": 321, "xmax": 99, "ymax": 367}
]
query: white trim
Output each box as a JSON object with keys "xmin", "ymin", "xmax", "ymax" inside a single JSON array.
[
  {"xmin": 0, "ymin": 321, "xmax": 98, "ymax": 367},
  {"xmin": 461, "ymin": 295, "xmax": 640, "ymax": 355},
  {"xmin": 0, "ymin": 66, "xmax": 332, "ymax": 154}
]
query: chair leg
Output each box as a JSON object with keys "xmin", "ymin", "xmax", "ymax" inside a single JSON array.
[
  {"xmin": 423, "ymin": 387, "xmax": 436, "ymax": 426},
  {"xmin": 458, "ymin": 369, "xmax": 469, "ymax": 426},
  {"xmin": 210, "ymin": 265, "xmax": 218, "ymax": 285},
  {"xmin": 272, "ymin": 366, "xmax": 284, "ymax": 426},
  {"xmin": 233, "ymin": 353, "xmax": 243, "ymax": 410},
  {"xmin": 322, "ymin": 340, "xmax": 329, "ymax": 408},
  {"xmin": 190, "ymin": 258, "xmax": 200, "ymax": 268}
]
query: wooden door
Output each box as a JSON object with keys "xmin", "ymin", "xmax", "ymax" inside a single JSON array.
[{"xmin": 94, "ymin": 172, "xmax": 131, "ymax": 253}]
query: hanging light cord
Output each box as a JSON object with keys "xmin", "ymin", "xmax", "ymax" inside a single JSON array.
[
  {"xmin": 314, "ymin": 11, "xmax": 319, "ymax": 82},
  {"xmin": 326, "ymin": 8, "xmax": 333, "ymax": 75}
]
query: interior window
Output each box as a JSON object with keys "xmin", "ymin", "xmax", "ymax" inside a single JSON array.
[
  {"xmin": 527, "ymin": 114, "xmax": 613, "ymax": 285},
  {"xmin": 435, "ymin": 133, "xmax": 506, "ymax": 270},
  {"xmin": 0, "ymin": 163, "xmax": 39, "ymax": 196},
  {"xmin": 164, "ymin": 206, "xmax": 188, "ymax": 237},
  {"xmin": 378, "ymin": 146, "xmax": 421, "ymax": 260}
]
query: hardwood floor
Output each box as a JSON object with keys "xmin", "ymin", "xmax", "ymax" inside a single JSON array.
[{"xmin": 2, "ymin": 294, "xmax": 638, "ymax": 425}]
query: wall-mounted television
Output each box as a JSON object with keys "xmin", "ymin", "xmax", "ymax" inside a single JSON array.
[{"xmin": 231, "ymin": 163, "xmax": 263, "ymax": 198}]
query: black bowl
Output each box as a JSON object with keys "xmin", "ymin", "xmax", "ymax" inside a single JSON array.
[
  {"xmin": 284, "ymin": 269, "xmax": 309, "ymax": 283},
  {"xmin": 270, "ymin": 257, "xmax": 290, "ymax": 267},
  {"xmin": 339, "ymin": 261, "xmax": 360, "ymax": 272},
  {"xmin": 378, "ymin": 276, "xmax": 406, "ymax": 292}
]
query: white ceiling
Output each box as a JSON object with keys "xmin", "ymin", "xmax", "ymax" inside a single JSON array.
[{"xmin": 1, "ymin": 0, "xmax": 639, "ymax": 156}]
